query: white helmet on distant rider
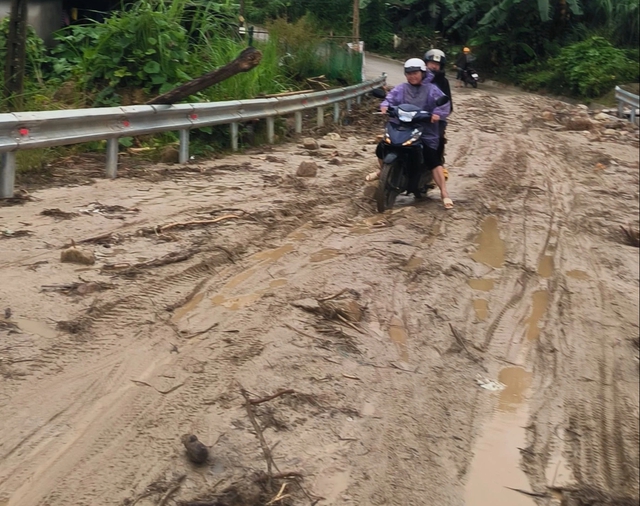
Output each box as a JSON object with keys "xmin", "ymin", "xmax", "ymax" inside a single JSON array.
[{"xmin": 403, "ymin": 57, "xmax": 427, "ymax": 75}]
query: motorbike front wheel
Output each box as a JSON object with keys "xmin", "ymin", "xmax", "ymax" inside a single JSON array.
[
  {"xmin": 471, "ymin": 80, "xmax": 478, "ymax": 89},
  {"xmin": 375, "ymin": 161, "xmax": 402, "ymax": 213}
]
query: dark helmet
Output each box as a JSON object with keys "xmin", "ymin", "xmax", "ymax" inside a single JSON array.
[{"xmin": 424, "ymin": 49, "xmax": 446, "ymax": 70}]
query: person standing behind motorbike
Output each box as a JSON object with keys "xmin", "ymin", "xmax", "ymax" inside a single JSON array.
[
  {"xmin": 373, "ymin": 58, "xmax": 453, "ymax": 209},
  {"xmin": 454, "ymin": 47, "xmax": 471, "ymax": 88},
  {"xmin": 423, "ymin": 49, "xmax": 451, "ymax": 179}
]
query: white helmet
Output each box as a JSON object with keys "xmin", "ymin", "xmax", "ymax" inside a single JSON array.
[{"xmin": 404, "ymin": 57, "xmax": 426, "ymax": 73}]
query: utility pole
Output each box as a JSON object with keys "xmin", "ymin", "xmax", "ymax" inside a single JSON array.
[
  {"xmin": 3, "ymin": 0, "xmax": 28, "ymax": 111},
  {"xmin": 352, "ymin": 0, "xmax": 360, "ymax": 43}
]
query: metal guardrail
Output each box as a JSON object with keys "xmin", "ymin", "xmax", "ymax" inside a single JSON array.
[
  {"xmin": 0, "ymin": 75, "xmax": 386, "ymax": 198},
  {"xmin": 615, "ymin": 85, "xmax": 639, "ymax": 124}
]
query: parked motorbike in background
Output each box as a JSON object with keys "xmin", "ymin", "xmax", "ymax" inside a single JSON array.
[{"xmin": 462, "ymin": 67, "xmax": 479, "ymax": 88}]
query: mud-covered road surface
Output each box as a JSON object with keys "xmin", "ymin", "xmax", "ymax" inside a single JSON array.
[{"xmin": 0, "ymin": 80, "xmax": 639, "ymax": 506}]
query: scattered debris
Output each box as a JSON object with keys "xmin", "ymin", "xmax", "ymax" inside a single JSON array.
[
  {"xmin": 621, "ymin": 225, "xmax": 640, "ymax": 247},
  {"xmin": 40, "ymin": 208, "xmax": 79, "ymax": 220},
  {"xmin": 1, "ymin": 229, "xmax": 32, "ymax": 239},
  {"xmin": 139, "ymin": 215, "xmax": 241, "ymax": 235},
  {"xmin": 181, "ymin": 434, "xmax": 209, "ymax": 465},
  {"xmin": 41, "ymin": 281, "xmax": 114, "ymax": 296},
  {"xmin": 476, "ymin": 375, "xmax": 505, "ymax": 391},
  {"xmin": 79, "ymin": 202, "xmax": 140, "ymax": 220},
  {"xmin": 60, "ymin": 246, "xmax": 96, "ymax": 265},
  {"xmin": 549, "ymin": 485, "xmax": 639, "ymax": 506}
]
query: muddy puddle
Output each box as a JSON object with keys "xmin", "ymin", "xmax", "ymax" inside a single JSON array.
[
  {"xmin": 465, "ymin": 367, "xmax": 536, "ymax": 506},
  {"xmin": 473, "ymin": 299, "xmax": 489, "ymax": 321},
  {"xmin": 471, "ymin": 216, "xmax": 505, "ymax": 268},
  {"xmin": 566, "ymin": 269, "xmax": 589, "ymax": 280},
  {"xmin": 468, "ymin": 279, "xmax": 495, "ymax": 292},
  {"xmin": 13, "ymin": 318, "xmax": 58, "ymax": 338},
  {"xmin": 310, "ymin": 248, "xmax": 342, "ymax": 263},
  {"xmin": 538, "ymin": 255, "xmax": 555, "ymax": 278},
  {"xmin": 388, "ymin": 317, "xmax": 409, "ymax": 361},
  {"xmin": 525, "ymin": 290, "xmax": 550, "ymax": 341}
]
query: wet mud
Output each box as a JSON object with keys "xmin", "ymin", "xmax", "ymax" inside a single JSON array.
[{"xmin": 0, "ymin": 83, "xmax": 638, "ymax": 506}]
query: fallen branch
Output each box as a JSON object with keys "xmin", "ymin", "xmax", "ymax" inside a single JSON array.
[
  {"xmin": 248, "ymin": 389, "xmax": 296, "ymax": 405},
  {"xmin": 449, "ymin": 324, "xmax": 487, "ymax": 372},
  {"xmin": 140, "ymin": 215, "xmax": 241, "ymax": 235},
  {"xmin": 240, "ymin": 386, "xmax": 276, "ymax": 487},
  {"xmin": 158, "ymin": 475, "xmax": 187, "ymax": 506},
  {"xmin": 505, "ymin": 486, "xmax": 549, "ymax": 499}
]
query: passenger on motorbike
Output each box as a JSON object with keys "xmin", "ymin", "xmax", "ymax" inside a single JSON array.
[
  {"xmin": 372, "ymin": 58, "xmax": 453, "ymax": 209},
  {"xmin": 423, "ymin": 49, "xmax": 451, "ymax": 180}
]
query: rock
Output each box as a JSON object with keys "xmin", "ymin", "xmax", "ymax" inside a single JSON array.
[
  {"xmin": 577, "ymin": 104, "xmax": 589, "ymax": 111},
  {"xmin": 265, "ymin": 155, "xmax": 286, "ymax": 163},
  {"xmin": 302, "ymin": 138, "xmax": 319, "ymax": 150},
  {"xmin": 329, "ymin": 158, "xmax": 342, "ymax": 166},
  {"xmin": 540, "ymin": 111, "xmax": 556, "ymax": 121},
  {"xmin": 319, "ymin": 298, "xmax": 363, "ymax": 322},
  {"xmin": 160, "ymin": 146, "xmax": 179, "ymax": 164},
  {"xmin": 564, "ymin": 118, "xmax": 593, "ymax": 131},
  {"xmin": 181, "ymin": 434, "xmax": 209, "ymax": 464},
  {"xmin": 296, "ymin": 161, "xmax": 318, "ymax": 177},
  {"xmin": 604, "ymin": 129, "xmax": 617, "ymax": 136},
  {"xmin": 594, "ymin": 112, "xmax": 613, "ymax": 121},
  {"xmin": 76, "ymin": 282, "xmax": 101, "ymax": 295},
  {"xmin": 60, "ymin": 247, "xmax": 95, "ymax": 265},
  {"xmin": 320, "ymin": 142, "xmax": 337, "ymax": 149},
  {"xmin": 323, "ymin": 132, "xmax": 341, "ymax": 140}
]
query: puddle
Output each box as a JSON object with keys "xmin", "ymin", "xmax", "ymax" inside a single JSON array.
[
  {"xmin": 468, "ymin": 279, "xmax": 495, "ymax": 292},
  {"xmin": 471, "ymin": 216, "xmax": 505, "ymax": 268},
  {"xmin": 525, "ymin": 290, "xmax": 549, "ymax": 341},
  {"xmin": 388, "ymin": 317, "xmax": 409, "ymax": 361},
  {"xmin": 212, "ymin": 293, "xmax": 263, "ymax": 310},
  {"xmin": 287, "ymin": 224, "xmax": 311, "ymax": 242},
  {"xmin": 349, "ymin": 225, "xmax": 374, "ymax": 235},
  {"xmin": 405, "ymin": 256, "xmax": 423, "ymax": 270},
  {"xmin": 538, "ymin": 255, "xmax": 555, "ymax": 278},
  {"xmin": 172, "ymin": 292, "xmax": 204, "ymax": 322},
  {"xmin": 251, "ymin": 243, "xmax": 294, "ymax": 262},
  {"xmin": 314, "ymin": 471, "xmax": 349, "ymax": 504},
  {"xmin": 225, "ymin": 266, "xmax": 260, "ymax": 290},
  {"xmin": 566, "ymin": 269, "xmax": 589, "ymax": 280},
  {"xmin": 14, "ymin": 318, "xmax": 58, "ymax": 339},
  {"xmin": 473, "ymin": 299, "xmax": 489, "ymax": 321},
  {"xmin": 465, "ymin": 367, "xmax": 535, "ymax": 506},
  {"xmin": 269, "ymin": 278, "xmax": 288, "ymax": 288},
  {"xmin": 310, "ymin": 248, "xmax": 342, "ymax": 263}
]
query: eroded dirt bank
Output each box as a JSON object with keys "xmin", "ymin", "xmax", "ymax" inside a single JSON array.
[{"xmin": 0, "ymin": 84, "xmax": 638, "ymax": 506}]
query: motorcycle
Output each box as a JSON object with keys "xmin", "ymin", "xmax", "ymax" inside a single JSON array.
[
  {"xmin": 373, "ymin": 94, "xmax": 450, "ymax": 213},
  {"xmin": 462, "ymin": 67, "xmax": 479, "ymax": 88}
]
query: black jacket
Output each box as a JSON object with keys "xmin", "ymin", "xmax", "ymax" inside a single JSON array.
[{"xmin": 431, "ymin": 71, "xmax": 453, "ymax": 113}]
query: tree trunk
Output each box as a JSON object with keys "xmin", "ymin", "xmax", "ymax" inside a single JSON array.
[
  {"xmin": 3, "ymin": 0, "xmax": 28, "ymax": 111},
  {"xmin": 146, "ymin": 47, "xmax": 262, "ymax": 105}
]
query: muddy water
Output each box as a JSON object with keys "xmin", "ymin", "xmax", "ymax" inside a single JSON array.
[
  {"xmin": 465, "ymin": 367, "xmax": 536, "ymax": 506},
  {"xmin": 471, "ymin": 216, "xmax": 505, "ymax": 268},
  {"xmin": 310, "ymin": 248, "xmax": 342, "ymax": 263},
  {"xmin": 566, "ymin": 269, "xmax": 589, "ymax": 280},
  {"xmin": 537, "ymin": 255, "xmax": 555, "ymax": 278},
  {"xmin": 405, "ymin": 256, "xmax": 424, "ymax": 270},
  {"xmin": 388, "ymin": 317, "xmax": 409, "ymax": 361},
  {"xmin": 211, "ymin": 279, "xmax": 288, "ymax": 311},
  {"xmin": 473, "ymin": 299, "xmax": 489, "ymax": 321},
  {"xmin": 525, "ymin": 290, "xmax": 550, "ymax": 341},
  {"xmin": 172, "ymin": 293, "xmax": 204, "ymax": 322},
  {"xmin": 13, "ymin": 318, "xmax": 58, "ymax": 338},
  {"xmin": 468, "ymin": 279, "xmax": 495, "ymax": 292}
]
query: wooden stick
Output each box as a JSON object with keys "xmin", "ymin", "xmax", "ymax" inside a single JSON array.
[
  {"xmin": 157, "ymin": 474, "xmax": 186, "ymax": 506},
  {"xmin": 248, "ymin": 389, "xmax": 296, "ymax": 405},
  {"xmin": 159, "ymin": 215, "xmax": 240, "ymax": 232},
  {"xmin": 240, "ymin": 387, "xmax": 275, "ymax": 487}
]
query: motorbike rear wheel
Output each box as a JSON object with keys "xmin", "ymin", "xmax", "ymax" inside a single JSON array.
[
  {"xmin": 375, "ymin": 161, "xmax": 401, "ymax": 213},
  {"xmin": 471, "ymin": 80, "xmax": 478, "ymax": 88}
]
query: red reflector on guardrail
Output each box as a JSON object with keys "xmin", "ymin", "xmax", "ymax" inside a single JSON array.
[
  {"xmin": 18, "ymin": 128, "xmax": 29, "ymax": 136},
  {"xmin": 123, "ymin": 120, "xmax": 130, "ymax": 127},
  {"xmin": 190, "ymin": 114, "xmax": 198, "ymax": 120}
]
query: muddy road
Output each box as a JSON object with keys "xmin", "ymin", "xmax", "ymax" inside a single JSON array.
[{"xmin": 0, "ymin": 81, "xmax": 638, "ymax": 506}]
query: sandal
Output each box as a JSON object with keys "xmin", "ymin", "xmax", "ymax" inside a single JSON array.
[
  {"xmin": 442, "ymin": 197, "xmax": 454, "ymax": 210},
  {"xmin": 365, "ymin": 170, "xmax": 380, "ymax": 182}
]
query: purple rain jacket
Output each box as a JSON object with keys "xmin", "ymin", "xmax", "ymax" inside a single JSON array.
[{"xmin": 380, "ymin": 79, "xmax": 451, "ymax": 149}]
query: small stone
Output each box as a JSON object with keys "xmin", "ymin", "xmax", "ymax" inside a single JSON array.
[
  {"xmin": 363, "ymin": 184, "xmax": 377, "ymax": 198},
  {"xmin": 577, "ymin": 104, "xmax": 589, "ymax": 111},
  {"xmin": 60, "ymin": 247, "xmax": 95, "ymax": 265},
  {"xmin": 160, "ymin": 146, "xmax": 179, "ymax": 163},
  {"xmin": 302, "ymin": 138, "xmax": 319, "ymax": 150},
  {"xmin": 265, "ymin": 155, "xmax": 286, "ymax": 163},
  {"xmin": 296, "ymin": 161, "xmax": 318, "ymax": 177},
  {"xmin": 594, "ymin": 112, "xmax": 612, "ymax": 121},
  {"xmin": 604, "ymin": 129, "xmax": 617, "ymax": 135},
  {"xmin": 329, "ymin": 158, "xmax": 342, "ymax": 166},
  {"xmin": 181, "ymin": 434, "xmax": 209, "ymax": 464},
  {"xmin": 320, "ymin": 142, "xmax": 337, "ymax": 149},
  {"xmin": 323, "ymin": 132, "xmax": 341, "ymax": 140}
]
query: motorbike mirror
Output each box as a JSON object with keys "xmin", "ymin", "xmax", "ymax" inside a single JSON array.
[
  {"xmin": 435, "ymin": 95, "xmax": 450, "ymax": 106},
  {"xmin": 371, "ymin": 87, "xmax": 387, "ymax": 99}
]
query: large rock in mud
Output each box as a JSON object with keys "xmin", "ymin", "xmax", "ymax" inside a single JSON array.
[
  {"xmin": 302, "ymin": 138, "xmax": 319, "ymax": 150},
  {"xmin": 296, "ymin": 161, "xmax": 318, "ymax": 177},
  {"xmin": 60, "ymin": 247, "xmax": 95, "ymax": 265}
]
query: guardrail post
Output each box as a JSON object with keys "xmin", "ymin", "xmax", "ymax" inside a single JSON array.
[
  {"xmin": 294, "ymin": 111, "xmax": 302, "ymax": 134},
  {"xmin": 333, "ymin": 102, "xmax": 340, "ymax": 123},
  {"xmin": 0, "ymin": 152, "xmax": 16, "ymax": 198},
  {"xmin": 266, "ymin": 116, "xmax": 275, "ymax": 144},
  {"xmin": 179, "ymin": 129, "xmax": 190, "ymax": 162},
  {"xmin": 356, "ymin": 95, "xmax": 362, "ymax": 105},
  {"xmin": 346, "ymin": 98, "xmax": 352, "ymax": 112},
  {"xmin": 230, "ymin": 122, "xmax": 239, "ymax": 152},
  {"xmin": 618, "ymin": 99, "xmax": 624, "ymax": 119},
  {"xmin": 105, "ymin": 138, "xmax": 118, "ymax": 179},
  {"xmin": 631, "ymin": 108, "xmax": 637, "ymax": 125},
  {"xmin": 317, "ymin": 107, "xmax": 324, "ymax": 127}
]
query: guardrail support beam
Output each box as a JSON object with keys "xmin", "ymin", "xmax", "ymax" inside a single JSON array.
[
  {"xmin": 294, "ymin": 111, "xmax": 302, "ymax": 134},
  {"xmin": 230, "ymin": 122, "xmax": 239, "ymax": 152},
  {"xmin": 346, "ymin": 98, "xmax": 352, "ymax": 112},
  {"xmin": 266, "ymin": 117, "xmax": 275, "ymax": 144},
  {"xmin": 317, "ymin": 107, "xmax": 324, "ymax": 127},
  {"xmin": 0, "ymin": 152, "xmax": 16, "ymax": 198},
  {"xmin": 357, "ymin": 95, "xmax": 362, "ymax": 105},
  {"xmin": 106, "ymin": 138, "xmax": 118, "ymax": 179},
  {"xmin": 333, "ymin": 103, "xmax": 340, "ymax": 124},
  {"xmin": 179, "ymin": 129, "xmax": 190, "ymax": 162}
]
